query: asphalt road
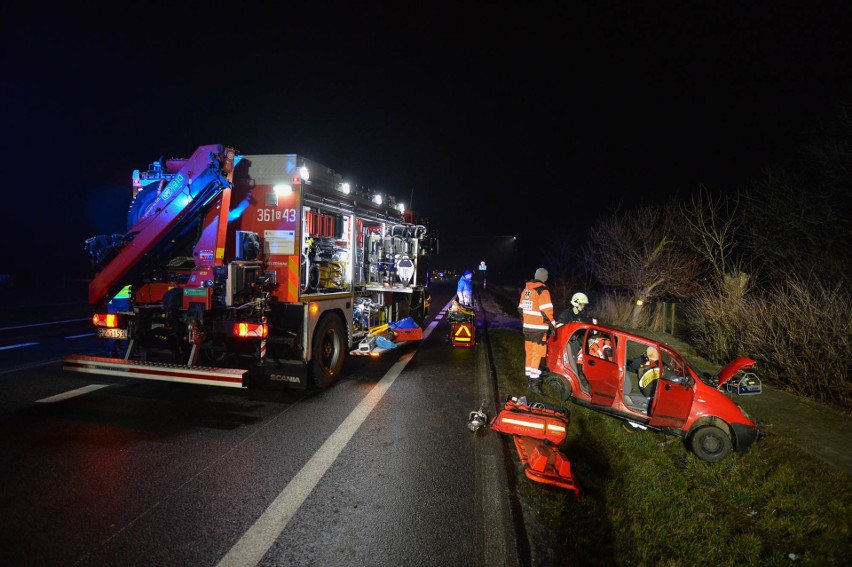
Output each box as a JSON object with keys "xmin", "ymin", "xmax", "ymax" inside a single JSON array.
[{"xmin": 0, "ymin": 282, "xmax": 523, "ymax": 567}]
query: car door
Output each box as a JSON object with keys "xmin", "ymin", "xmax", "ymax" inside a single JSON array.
[
  {"xmin": 648, "ymin": 347, "xmax": 693, "ymax": 428},
  {"xmin": 581, "ymin": 329, "xmax": 620, "ymax": 407}
]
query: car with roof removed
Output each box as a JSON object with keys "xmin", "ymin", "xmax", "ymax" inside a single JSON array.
[{"xmin": 542, "ymin": 321, "xmax": 761, "ymax": 462}]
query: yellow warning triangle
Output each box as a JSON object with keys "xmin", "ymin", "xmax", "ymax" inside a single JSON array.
[{"xmin": 455, "ymin": 324, "xmax": 472, "ymax": 337}]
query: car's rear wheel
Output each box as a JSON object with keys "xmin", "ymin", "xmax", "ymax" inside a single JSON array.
[
  {"xmin": 543, "ymin": 373, "xmax": 573, "ymax": 401},
  {"xmin": 689, "ymin": 425, "xmax": 732, "ymax": 462}
]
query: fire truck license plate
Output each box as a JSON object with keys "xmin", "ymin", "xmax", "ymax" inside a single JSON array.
[{"xmin": 97, "ymin": 328, "xmax": 128, "ymax": 339}]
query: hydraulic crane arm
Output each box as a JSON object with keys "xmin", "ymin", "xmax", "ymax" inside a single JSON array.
[{"xmin": 88, "ymin": 144, "xmax": 236, "ymax": 304}]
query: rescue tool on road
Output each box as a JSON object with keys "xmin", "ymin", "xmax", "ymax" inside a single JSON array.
[
  {"xmin": 469, "ymin": 396, "xmax": 579, "ymax": 493},
  {"xmin": 64, "ymin": 144, "xmax": 435, "ymax": 389}
]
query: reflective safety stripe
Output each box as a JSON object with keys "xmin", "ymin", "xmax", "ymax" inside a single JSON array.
[
  {"xmin": 501, "ymin": 417, "xmax": 545, "ymax": 429},
  {"xmin": 640, "ymin": 368, "xmax": 661, "ymax": 388}
]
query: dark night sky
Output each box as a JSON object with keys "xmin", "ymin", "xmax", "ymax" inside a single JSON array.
[{"xmin": 2, "ymin": 1, "xmax": 851, "ymax": 288}]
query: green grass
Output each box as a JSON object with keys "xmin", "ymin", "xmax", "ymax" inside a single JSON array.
[{"xmin": 486, "ymin": 324, "xmax": 852, "ymax": 567}]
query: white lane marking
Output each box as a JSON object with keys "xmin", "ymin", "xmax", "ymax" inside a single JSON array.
[
  {"xmin": 65, "ymin": 333, "xmax": 96, "ymax": 339},
  {"xmin": 0, "ymin": 342, "xmax": 39, "ymax": 351},
  {"xmin": 36, "ymin": 384, "xmax": 110, "ymax": 403},
  {"xmin": 423, "ymin": 308, "xmax": 443, "ymax": 338},
  {"xmin": 435, "ymin": 299, "xmax": 453, "ymax": 318},
  {"xmin": 0, "ymin": 318, "xmax": 89, "ymax": 332},
  {"xmin": 217, "ymin": 310, "xmax": 443, "ymax": 567}
]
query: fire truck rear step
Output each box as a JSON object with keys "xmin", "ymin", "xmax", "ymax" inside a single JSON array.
[{"xmin": 62, "ymin": 355, "xmax": 247, "ymax": 388}]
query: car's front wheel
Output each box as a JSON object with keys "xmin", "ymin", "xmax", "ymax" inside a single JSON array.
[
  {"xmin": 543, "ymin": 372, "xmax": 573, "ymax": 401},
  {"xmin": 689, "ymin": 425, "xmax": 732, "ymax": 462}
]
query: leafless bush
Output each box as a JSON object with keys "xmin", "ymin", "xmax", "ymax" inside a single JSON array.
[
  {"xmin": 585, "ymin": 202, "xmax": 706, "ymax": 327},
  {"xmin": 690, "ymin": 275, "xmax": 852, "ymax": 411},
  {"xmin": 587, "ymin": 290, "xmax": 661, "ymax": 329},
  {"xmin": 645, "ymin": 302, "xmax": 666, "ymax": 332}
]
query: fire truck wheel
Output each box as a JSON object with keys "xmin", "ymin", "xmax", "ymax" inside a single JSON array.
[
  {"xmin": 311, "ymin": 315, "xmax": 346, "ymax": 388},
  {"xmin": 203, "ymin": 336, "xmax": 228, "ymax": 364},
  {"xmin": 689, "ymin": 425, "xmax": 732, "ymax": 462}
]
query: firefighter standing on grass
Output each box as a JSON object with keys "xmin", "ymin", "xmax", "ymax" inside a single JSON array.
[{"xmin": 518, "ymin": 268, "xmax": 555, "ymax": 395}]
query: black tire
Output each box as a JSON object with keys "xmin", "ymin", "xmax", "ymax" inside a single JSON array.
[
  {"xmin": 308, "ymin": 263, "xmax": 321, "ymax": 292},
  {"xmin": 310, "ymin": 315, "xmax": 346, "ymax": 388},
  {"xmin": 543, "ymin": 373, "xmax": 573, "ymax": 401},
  {"xmin": 689, "ymin": 425, "xmax": 732, "ymax": 462},
  {"xmin": 300, "ymin": 255, "xmax": 311, "ymax": 292},
  {"xmin": 202, "ymin": 335, "xmax": 228, "ymax": 365}
]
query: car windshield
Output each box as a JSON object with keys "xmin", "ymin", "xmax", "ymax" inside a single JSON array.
[
  {"xmin": 658, "ymin": 347, "xmax": 700, "ymax": 386},
  {"xmin": 689, "ymin": 360, "xmax": 715, "ymax": 385}
]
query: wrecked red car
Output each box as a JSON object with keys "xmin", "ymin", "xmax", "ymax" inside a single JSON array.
[{"xmin": 542, "ymin": 322, "xmax": 761, "ymax": 462}]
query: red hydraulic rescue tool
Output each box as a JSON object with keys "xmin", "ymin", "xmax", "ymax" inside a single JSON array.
[{"xmin": 469, "ymin": 396, "xmax": 579, "ymax": 493}]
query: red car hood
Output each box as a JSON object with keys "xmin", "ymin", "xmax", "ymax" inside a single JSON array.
[{"xmin": 716, "ymin": 356, "xmax": 757, "ymax": 387}]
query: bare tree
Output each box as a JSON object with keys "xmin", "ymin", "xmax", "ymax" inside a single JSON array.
[
  {"xmin": 585, "ymin": 202, "xmax": 705, "ymax": 327},
  {"xmin": 680, "ymin": 185, "xmax": 745, "ymax": 280}
]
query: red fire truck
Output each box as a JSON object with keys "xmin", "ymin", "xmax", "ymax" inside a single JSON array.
[{"xmin": 64, "ymin": 144, "xmax": 435, "ymax": 389}]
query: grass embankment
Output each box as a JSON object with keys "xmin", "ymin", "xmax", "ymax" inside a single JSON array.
[{"xmin": 484, "ymin": 289, "xmax": 851, "ymax": 567}]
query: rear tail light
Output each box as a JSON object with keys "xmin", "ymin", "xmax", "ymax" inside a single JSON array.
[
  {"xmin": 233, "ymin": 322, "xmax": 268, "ymax": 338},
  {"xmin": 92, "ymin": 313, "xmax": 118, "ymax": 328}
]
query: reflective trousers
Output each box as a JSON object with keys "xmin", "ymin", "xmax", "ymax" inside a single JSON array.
[{"xmin": 524, "ymin": 335, "xmax": 547, "ymax": 379}]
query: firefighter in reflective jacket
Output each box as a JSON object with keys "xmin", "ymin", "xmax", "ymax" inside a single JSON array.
[
  {"xmin": 627, "ymin": 346, "xmax": 662, "ymax": 397},
  {"xmin": 517, "ymin": 267, "xmax": 555, "ymax": 395}
]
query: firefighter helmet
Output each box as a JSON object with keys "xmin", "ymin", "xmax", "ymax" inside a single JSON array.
[{"xmin": 571, "ymin": 293, "xmax": 589, "ymax": 308}]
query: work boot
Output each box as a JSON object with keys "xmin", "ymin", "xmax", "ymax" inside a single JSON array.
[{"xmin": 528, "ymin": 379, "xmax": 543, "ymax": 396}]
